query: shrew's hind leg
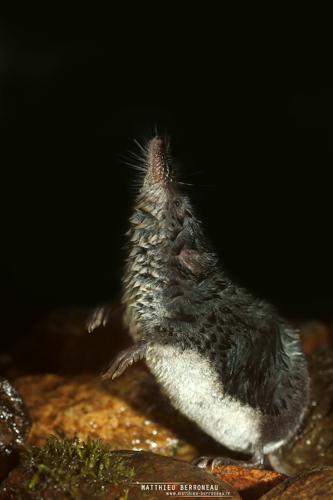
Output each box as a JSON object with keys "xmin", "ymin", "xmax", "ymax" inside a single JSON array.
[{"xmin": 102, "ymin": 340, "xmax": 149, "ymax": 380}]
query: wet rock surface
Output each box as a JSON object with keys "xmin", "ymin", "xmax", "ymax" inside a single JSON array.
[
  {"xmin": 0, "ymin": 438, "xmax": 239, "ymax": 499},
  {"xmin": 0, "ymin": 378, "xmax": 31, "ymax": 481},
  {"xmin": 12, "ymin": 369, "xmax": 201, "ymax": 461},
  {"xmin": 261, "ymin": 466, "xmax": 333, "ymax": 499},
  {"xmin": 0, "ymin": 378, "xmax": 30, "ymax": 455}
]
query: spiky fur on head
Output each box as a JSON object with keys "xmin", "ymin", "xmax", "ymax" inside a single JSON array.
[{"xmin": 122, "ymin": 136, "xmax": 221, "ymax": 337}]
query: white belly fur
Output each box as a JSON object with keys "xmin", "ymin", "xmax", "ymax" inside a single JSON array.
[{"xmin": 146, "ymin": 344, "xmax": 262, "ymax": 454}]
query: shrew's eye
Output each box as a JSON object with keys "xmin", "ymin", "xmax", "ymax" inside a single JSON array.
[{"xmin": 174, "ymin": 199, "xmax": 181, "ymax": 208}]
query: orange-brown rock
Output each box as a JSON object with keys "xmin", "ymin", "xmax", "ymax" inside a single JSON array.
[
  {"xmin": 12, "ymin": 368, "xmax": 203, "ymax": 461},
  {"xmin": 212, "ymin": 465, "xmax": 283, "ymax": 499}
]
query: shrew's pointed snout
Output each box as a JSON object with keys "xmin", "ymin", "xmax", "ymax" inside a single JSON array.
[{"xmin": 146, "ymin": 135, "xmax": 172, "ymax": 185}]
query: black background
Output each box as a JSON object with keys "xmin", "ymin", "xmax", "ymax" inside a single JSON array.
[{"xmin": 1, "ymin": 15, "xmax": 332, "ymax": 350}]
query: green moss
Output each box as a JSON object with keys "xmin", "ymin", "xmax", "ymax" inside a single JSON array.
[{"xmin": 17, "ymin": 436, "xmax": 135, "ymax": 499}]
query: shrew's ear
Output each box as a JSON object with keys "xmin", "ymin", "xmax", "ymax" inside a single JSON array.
[{"xmin": 178, "ymin": 249, "xmax": 218, "ymax": 276}]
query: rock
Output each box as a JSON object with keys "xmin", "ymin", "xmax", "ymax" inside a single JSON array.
[
  {"xmin": 212, "ymin": 465, "xmax": 283, "ymax": 499},
  {"xmin": 0, "ymin": 437, "xmax": 240, "ymax": 499},
  {"xmin": 269, "ymin": 349, "xmax": 333, "ymax": 475},
  {"xmin": 260, "ymin": 466, "xmax": 333, "ymax": 499},
  {"xmin": 0, "ymin": 378, "xmax": 31, "ymax": 481},
  {"xmin": 12, "ymin": 369, "xmax": 211, "ymax": 462}
]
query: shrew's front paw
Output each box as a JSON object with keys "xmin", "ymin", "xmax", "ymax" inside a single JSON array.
[
  {"xmin": 87, "ymin": 306, "xmax": 111, "ymax": 333},
  {"xmin": 102, "ymin": 341, "xmax": 148, "ymax": 380}
]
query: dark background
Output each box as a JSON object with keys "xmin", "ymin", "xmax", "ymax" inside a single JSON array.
[{"xmin": 0, "ymin": 17, "xmax": 332, "ymax": 349}]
